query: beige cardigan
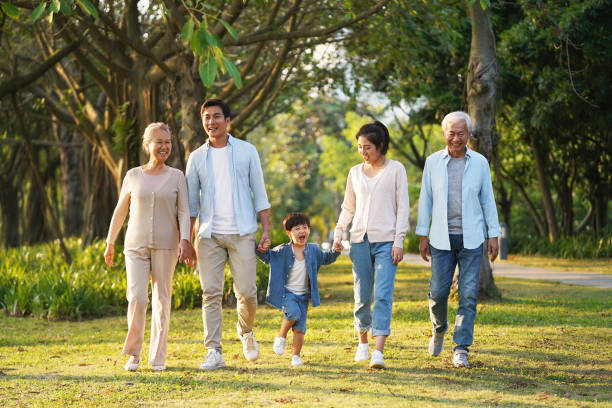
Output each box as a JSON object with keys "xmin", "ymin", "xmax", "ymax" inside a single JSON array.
[
  {"xmin": 106, "ymin": 166, "xmax": 191, "ymax": 250},
  {"xmin": 334, "ymin": 160, "xmax": 410, "ymax": 248}
]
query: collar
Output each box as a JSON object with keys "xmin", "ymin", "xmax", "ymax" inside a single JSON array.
[
  {"xmin": 443, "ymin": 146, "xmax": 472, "ymax": 159},
  {"xmin": 204, "ymin": 133, "xmax": 235, "ymax": 149}
]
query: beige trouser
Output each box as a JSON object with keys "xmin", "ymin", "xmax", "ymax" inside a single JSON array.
[
  {"xmin": 197, "ymin": 233, "xmax": 258, "ymax": 351},
  {"xmin": 122, "ymin": 247, "xmax": 178, "ymax": 366}
]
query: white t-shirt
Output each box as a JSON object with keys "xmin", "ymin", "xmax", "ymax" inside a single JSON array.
[
  {"xmin": 363, "ymin": 167, "xmax": 385, "ymax": 193},
  {"xmin": 209, "ymin": 146, "xmax": 239, "ymax": 234},
  {"xmin": 285, "ymin": 258, "xmax": 309, "ymax": 295}
]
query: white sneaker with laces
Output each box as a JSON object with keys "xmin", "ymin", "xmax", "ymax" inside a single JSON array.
[
  {"xmin": 452, "ymin": 349, "xmax": 470, "ymax": 368},
  {"xmin": 369, "ymin": 349, "xmax": 386, "ymax": 369},
  {"xmin": 237, "ymin": 326, "xmax": 260, "ymax": 361},
  {"xmin": 124, "ymin": 356, "xmax": 140, "ymax": 371},
  {"xmin": 273, "ymin": 336, "xmax": 286, "ymax": 355},
  {"xmin": 354, "ymin": 343, "xmax": 369, "ymax": 362},
  {"xmin": 200, "ymin": 349, "xmax": 226, "ymax": 370},
  {"xmin": 291, "ymin": 355, "xmax": 303, "ymax": 366},
  {"xmin": 151, "ymin": 365, "xmax": 166, "ymax": 371}
]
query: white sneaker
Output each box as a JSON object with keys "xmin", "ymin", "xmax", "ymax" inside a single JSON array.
[
  {"xmin": 200, "ymin": 349, "xmax": 226, "ymax": 370},
  {"xmin": 273, "ymin": 336, "xmax": 286, "ymax": 355},
  {"xmin": 124, "ymin": 355, "xmax": 140, "ymax": 371},
  {"xmin": 291, "ymin": 355, "xmax": 303, "ymax": 366},
  {"xmin": 151, "ymin": 365, "xmax": 166, "ymax": 371},
  {"xmin": 369, "ymin": 350, "xmax": 385, "ymax": 369},
  {"xmin": 354, "ymin": 343, "xmax": 369, "ymax": 362},
  {"xmin": 452, "ymin": 349, "xmax": 470, "ymax": 368},
  {"xmin": 238, "ymin": 327, "xmax": 260, "ymax": 361}
]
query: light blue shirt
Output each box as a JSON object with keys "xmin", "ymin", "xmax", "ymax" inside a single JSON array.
[
  {"xmin": 185, "ymin": 135, "xmax": 270, "ymax": 238},
  {"xmin": 416, "ymin": 147, "xmax": 500, "ymax": 250}
]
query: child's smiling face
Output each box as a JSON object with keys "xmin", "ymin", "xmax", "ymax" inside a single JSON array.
[{"xmin": 287, "ymin": 224, "xmax": 310, "ymax": 247}]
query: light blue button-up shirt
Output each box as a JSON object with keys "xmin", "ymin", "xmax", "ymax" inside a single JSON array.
[
  {"xmin": 416, "ymin": 147, "xmax": 500, "ymax": 250},
  {"xmin": 185, "ymin": 135, "xmax": 270, "ymax": 238}
]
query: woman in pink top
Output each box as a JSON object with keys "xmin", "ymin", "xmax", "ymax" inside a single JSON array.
[
  {"xmin": 104, "ymin": 122, "xmax": 193, "ymax": 371},
  {"xmin": 333, "ymin": 121, "xmax": 410, "ymax": 369}
]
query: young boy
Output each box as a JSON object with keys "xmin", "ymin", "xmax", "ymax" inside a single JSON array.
[{"xmin": 256, "ymin": 212, "xmax": 342, "ymax": 366}]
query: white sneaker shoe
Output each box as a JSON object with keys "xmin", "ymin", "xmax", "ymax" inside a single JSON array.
[
  {"xmin": 452, "ymin": 349, "xmax": 470, "ymax": 368},
  {"xmin": 369, "ymin": 349, "xmax": 386, "ymax": 369},
  {"xmin": 291, "ymin": 355, "xmax": 303, "ymax": 366},
  {"xmin": 200, "ymin": 349, "xmax": 226, "ymax": 370},
  {"xmin": 151, "ymin": 365, "xmax": 166, "ymax": 371},
  {"xmin": 273, "ymin": 336, "xmax": 286, "ymax": 355},
  {"xmin": 354, "ymin": 343, "xmax": 369, "ymax": 362},
  {"xmin": 238, "ymin": 327, "xmax": 260, "ymax": 361},
  {"xmin": 124, "ymin": 356, "xmax": 140, "ymax": 371}
]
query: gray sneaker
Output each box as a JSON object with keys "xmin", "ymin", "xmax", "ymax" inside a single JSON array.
[
  {"xmin": 428, "ymin": 327, "xmax": 448, "ymax": 356},
  {"xmin": 200, "ymin": 349, "xmax": 226, "ymax": 370},
  {"xmin": 452, "ymin": 349, "xmax": 470, "ymax": 368}
]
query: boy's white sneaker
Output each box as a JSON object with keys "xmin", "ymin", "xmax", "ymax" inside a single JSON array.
[
  {"xmin": 200, "ymin": 349, "xmax": 226, "ymax": 370},
  {"xmin": 273, "ymin": 336, "xmax": 286, "ymax": 355},
  {"xmin": 354, "ymin": 343, "xmax": 369, "ymax": 362},
  {"xmin": 124, "ymin": 355, "xmax": 140, "ymax": 371},
  {"xmin": 369, "ymin": 350, "xmax": 386, "ymax": 369},
  {"xmin": 237, "ymin": 325, "xmax": 260, "ymax": 361},
  {"xmin": 291, "ymin": 355, "xmax": 303, "ymax": 366}
]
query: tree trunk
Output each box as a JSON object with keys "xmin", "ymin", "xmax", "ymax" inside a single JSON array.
[
  {"xmin": 529, "ymin": 132, "xmax": 558, "ymax": 242},
  {"xmin": 56, "ymin": 125, "xmax": 84, "ymax": 236},
  {"xmin": 466, "ymin": 1, "xmax": 501, "ymax": 300},
  {"xmin": 177, "ymin": 67, "xmax": 207, "ymax": 153}
]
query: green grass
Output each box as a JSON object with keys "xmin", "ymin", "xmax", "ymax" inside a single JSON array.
[
  {"xmin": 502, "ymin": 255, "xmax": 612, "ymax": 275},
  {"xmin": 1, "ymin": 257, "xmax": 611, "ymax": 407}
]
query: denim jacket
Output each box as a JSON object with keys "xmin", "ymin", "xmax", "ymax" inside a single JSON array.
[{"xmin": 257, "ymin": 243, "xmax": 340, "ymax": 309}]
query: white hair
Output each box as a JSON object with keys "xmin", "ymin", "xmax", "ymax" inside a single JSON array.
[
  {"xmin": 142, "ymin": 122, "xmax": 171, "ymax": 153},
  {"xmin": 441, "ymin": 111, "xmax": 472, "ymax": 134}
]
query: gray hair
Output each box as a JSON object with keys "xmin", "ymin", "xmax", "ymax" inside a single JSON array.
[
  {"xmin": 142, "ymin": 122, "xmax": 171, "ymax": 153},
  {"xmin": 441, "ymin": 111, "xmax": 472, "ymax": 134}
]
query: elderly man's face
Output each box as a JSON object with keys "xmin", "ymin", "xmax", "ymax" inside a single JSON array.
[{"xmin": 444, "ymin": 119, "xmax": 469, "ymax": 158}]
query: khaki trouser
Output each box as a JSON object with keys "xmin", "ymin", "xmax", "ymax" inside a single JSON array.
[
  {"xmin": 197, "ymin": 233, "xmax": 258, "ymax": 351},
  {"xmin": 122, "ymin": 247, "xmax": 178, "ymax": 366}
]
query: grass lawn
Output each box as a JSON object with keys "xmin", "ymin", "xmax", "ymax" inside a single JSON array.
[
  {"xmin": 1, "ymin": 257, "xmax": 610, "ymax": 407},
  {"xmin": 502, "ymin": 255, "xmax": 612, "ymax": 275}
]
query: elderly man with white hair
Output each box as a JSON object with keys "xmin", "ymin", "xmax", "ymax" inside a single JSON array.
[{"xmin": 416, "ymin": 111, "xmax": 500, "ymax": 368}]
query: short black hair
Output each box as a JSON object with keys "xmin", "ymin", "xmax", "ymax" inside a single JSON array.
[
  {"xmin": 201, "ymin": 98, "xmax": 231, "ymax": 118},
  {"xmin": 283, "ymin": 212, "xmax": 310, "ymax": 231},
  {"xmin": 356, "ymin": 120, "xmax": 390, "ymax": 155}
]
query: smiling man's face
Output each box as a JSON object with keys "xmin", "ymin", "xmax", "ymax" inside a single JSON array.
[
  {"xmin": 287, "ymin": 224, "xmax": 310, "ymax": 247},
  {"xmin": 202, "ymin": 105, "xmax": 230, "ymax": 140}
]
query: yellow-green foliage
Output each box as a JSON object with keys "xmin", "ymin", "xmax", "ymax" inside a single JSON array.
[{"xmin": 0, "ymin": 239, "xmax": 269, "ymax": 320}]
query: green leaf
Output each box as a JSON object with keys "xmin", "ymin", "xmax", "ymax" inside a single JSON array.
[
  {"xmin": 59, "ymin": 0, "xmax": 71, "ymax": 15},
  {"xmin": 76, "ymin": 0, "xmax": 98, "ymax": 19},
  {"xmin": 480, "ymin": 0, "xmax": 488, "ymax": 9},
  {"xmin": 223, "ymin": 57, "xmax": 242, "ymax": 89},
  {"xmin": 31, "ymin": 2, "xmax": 47, "ymax": 21},
  {"xmin": 199, "ymin": 54, "xmax": 217, "ymax": 88},
  {"xmin": 220, "ymin": 20, "xmax": 238, "ymax": 40},
  {"xmin": 1, "ymin": 2, "xmax": 20, "ymax": 19},
  {"xmin": 50, "ymin": 0, "xmax": 60, "ymax": 13},
  {"xmin": 181, "ymin": 19, "xmax": 194, "ymax": 42}
]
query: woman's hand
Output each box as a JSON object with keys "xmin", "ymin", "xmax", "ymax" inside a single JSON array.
[
  {"xmin": 391, "ymin": 246, "xmax": 404, "ymax": 265},
  {"xmin": 178, "ymin": 239, "xmax": 195, "ymax": 268},
  {"xmin": 104, "ymin": 243, "xmax": 114, "ymax": 267},
  {"xmin": 333, "ymin": 238, "xmax": 344, "ymax": 252}
]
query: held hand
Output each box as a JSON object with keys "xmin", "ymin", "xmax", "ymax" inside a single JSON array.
[
  {"xmin": 333, "ymin": 238, "xmax": 344, "ymax": 252},
  {"xmin": 418, "ymin": 236, "xmax": 431, "ymax": 262},
  {"xmin": 391, "ymin": 246, "xmax": 404, "ymax": 265},
  {"xmin": 488, "ymin": 237, "xmax": 499, "ymax": 262},
  {"xmin": 104, "ymin": 243, "xmax": 114, "ymax": 267},
  {"xmin": 257, "ymin": 230, "xmax": 271, "ymax": 252},
  {"xmin": 178, "ymin": 239, "xmax": 196, "ymax": 268}
]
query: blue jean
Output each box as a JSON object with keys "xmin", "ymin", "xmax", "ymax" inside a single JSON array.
[
  {"xmin": 350, "ymin": 235, "xmax": 397, "ymax": 337},
  {"xmin": 429, "ymin": 234, "xmax": 483, "ymax": 351},
  {"xmin": 282, "ymin": 290, "xmax": 310, "ymax": 334}
]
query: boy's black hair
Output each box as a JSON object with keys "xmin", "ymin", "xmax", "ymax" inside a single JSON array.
[
  {"xmin": 283, "ymin": 212, "xmax": 310, "ymax": 231},
  {"xmin": 200, "ymin": 98, "xmax": 231, "ymax": 118}
]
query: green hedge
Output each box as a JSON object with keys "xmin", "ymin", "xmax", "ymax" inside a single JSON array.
[
  {"xmin": 0, "ymin": 239, "xmax": 269, "ymax": 320},
  {"xmin": 509, "ymin": 232, "xmax": 612, "ymax": 259}
]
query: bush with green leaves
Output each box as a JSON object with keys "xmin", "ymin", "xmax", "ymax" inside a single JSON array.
[{"xmin": 0, "ymin": 238, "xmax": 269, "ymax": 320}]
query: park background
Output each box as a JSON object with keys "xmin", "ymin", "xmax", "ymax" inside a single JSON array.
[{"xmin": 0, "ymin": 0, "xmax": 610, "ymax": 407}]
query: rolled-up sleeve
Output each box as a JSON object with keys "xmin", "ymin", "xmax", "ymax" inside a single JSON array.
[
  {"xmin": 416, "ymin": 158, "xmax": 433, "ymax": 237},
  {"xmin": 479, "ymin": 160, "xmax": 501, "ymax": 238},
  {"xmin": 185, "ymin": 152, "xmax": 201, "ymax": 218},
  {"xmin": 249, "ymin": 146, "xmax": 271, "ymax": 212}
]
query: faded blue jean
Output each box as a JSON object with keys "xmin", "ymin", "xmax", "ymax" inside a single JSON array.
[
  {"xmin": 429, "ymin": 234, "xmax": 483, "ymax": 351},
  {"xmin": 350, "ymin": 235, "xmax": 397, "ymax": 337}
]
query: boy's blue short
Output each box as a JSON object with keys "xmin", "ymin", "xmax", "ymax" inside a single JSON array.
[{"xmin": 281, "ymin": 290, "xmax": 310, "ymax": 334}]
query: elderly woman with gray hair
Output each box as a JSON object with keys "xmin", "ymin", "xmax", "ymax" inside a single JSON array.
[{"xmin": 104, "ymin": 122, "xmax": 193, "ymax": 371}]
